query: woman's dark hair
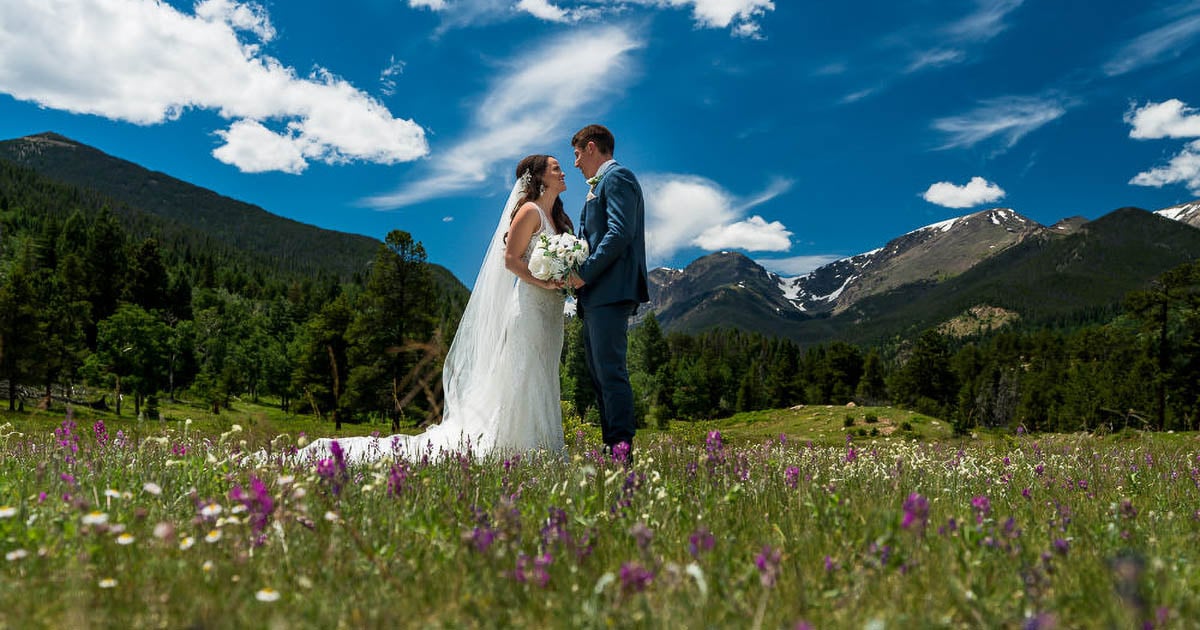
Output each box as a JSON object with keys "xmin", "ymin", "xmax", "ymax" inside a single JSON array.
[{"xmin": 505, "ymin": 154, "xmax": 573, "ymax": 243}]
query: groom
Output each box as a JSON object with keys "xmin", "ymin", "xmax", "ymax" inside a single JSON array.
[{"xmin": 568, "ymin": 124, "xmax": 649, "ymax": 458}]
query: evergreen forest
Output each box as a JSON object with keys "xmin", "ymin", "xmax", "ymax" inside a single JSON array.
[{"xmin": 3, "ymin": 157, "xmax": 1199, "ymax": 435}]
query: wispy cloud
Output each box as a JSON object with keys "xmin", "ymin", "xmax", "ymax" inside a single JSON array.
[
  {"xmin": 1103, "ymin": 6, "xmax": 1200, "ymax": 76},
  {"xmin": 1126, "ymin": 98, "xmax": 1200, "ymax": 195},
  {"xmin": 944, "ymin": 0, "xmax": 1025, "ymax": 42},
  {"xmin": 0, "ymin": 0, "xmax": 428, "ymax": 174},
  {"xmin": 362, "ymin": 27, "xmax": 642, "ymax": 208},
  {"xmin": 379, "ymin": 56, "xmax": 406, "ymax": 97},
  {"xmin": 411, "ymin": 0, "xmax": 773, "ymax": 37},
  {"xmin": 643, "ymin": 175, "xmax": 793, "ymax": 263},
  {"xmin": 922, "ymin": 176, "xmax": 1006, "ymax": 208},
  {"xmin": 905, "ymin": 48, "xmax": 966, "ymax": 73},
  {"xmin": 932, "ymin": 95, "xmax": 1068, "ymax": 152}
]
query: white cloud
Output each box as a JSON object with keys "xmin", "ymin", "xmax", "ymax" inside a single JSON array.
[
  {"xmin": 694, "ymin": 216, "xmax": 791, "ymax": 250},
  {"xmin": 1125, "ymin": 99, "xmax": 1200, "ymax": 139},
  {"xmin": 0, "ymin": 0, "xmax": 427, "ymax": 174},
  {"xmin": 933, "ymin": 95, "xmax": 1067, "ymax": 152},
  {"xmin": 922, "ymin": 176, "xmax": 1007, "ymax": 209},
  {"xmin": 379, "ymin": 56, "xmax": 406, "ymax": 97},
  {"xmin": 944, "ymin": 0, "xmax": 1025, "ymax": 42},
  {"xmin": 212, "ymin": 120, "xmax": 307, "ymax": 174},
  {"xmin": 516, "ymin": 0, "xmax": 571, "ymax": 22},
  {"xmin": 1129, "ymin": 140, "xmax": 1200, "ymax": 195},
  {"xmin": 755, "ymin": 254, "xmax": 845, "ymax": 277},
  {"xmin": 906, "ymin": 48, "xmax": 966, "ymax": 73},
  {"xmin": 1103, "ymin": 10, "xmax": 1200, "ymax": 76},
  {"xmin": 363, "ymin": 27, "xmax": 642, "ymax": 208},
  {"xmin": 1126, "ymin": 98, "xmax": 1200, "ymax": 195},
  {"xmin": 410, "ymin": 0, "xmax": 773, "ymax": 36},
  {"xmin": 643, "ymin": 175, "xmax": 793, "ymax": 263}
]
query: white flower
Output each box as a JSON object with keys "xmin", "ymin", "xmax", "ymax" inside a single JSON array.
[
  {"xmin": 324, "ymin": 511, "xmax": 339, "ymax": 522},
  {"xmin": 180, "ymin": 536, "xmax": 196, "ymax": 550},
  {"xmin": 104, "ymin": 489, "xmax": 121, "ymax": 499},
  {"xmin": 98, "ymin": 578, "xmax": 118, "ymax": 589},
  {"xmin": 528, "ymin": 249, "xmax": 554, "ymax": 280},
  {"xmin": 0, "ymin": 506, "xmax": 16, "ymax": 519},
  {"xmin": 116, "ymin": 533, "xmax": 135, "ymax": 546},
  {"xmin": 143, "ymin": 482, "xmax": 163, "ymax": 496},
  {"xmin": 82, "ymin": 511, "xmax": 109, "ymax": 526},
  {"xmin": 231, "ymin": 504, "xmax": 248, "ymax": 514},
  {"xmin": 5, "ymin": 549, "xmax": 28, "ymax": 561},
  {"xmin": 276, "ymin": 475, "xmax": 295, "ymax": 486},
  {"xmin": 200, "ymin": 502, "xmax": 223, "ymax": 518},
  {"xmin": 205, "ymin": 529, "xmax": 223, "ymax": 543},
  {"xmin": 255, "ymin": 588, "xmax": 281, "ymax": 602}
]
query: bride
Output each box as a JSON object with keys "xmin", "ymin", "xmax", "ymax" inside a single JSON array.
[{"xmin": 291, "ymin": 155, "xmax": 573, "ymax": 465}]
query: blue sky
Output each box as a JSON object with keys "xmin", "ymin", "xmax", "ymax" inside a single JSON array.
[{"xmin": 2, "ymin": 1, "xmax": 1200, "ymax": 285}]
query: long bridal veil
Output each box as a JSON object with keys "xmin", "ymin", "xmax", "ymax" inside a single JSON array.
[{"xmin": 285, "ymin": 178, "xmax": 528, "ymax": 465}]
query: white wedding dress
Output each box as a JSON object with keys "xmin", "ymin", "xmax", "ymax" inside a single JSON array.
[{"xmin": 290, "ymin": 184, "xmax": 566, "ymax": 466}]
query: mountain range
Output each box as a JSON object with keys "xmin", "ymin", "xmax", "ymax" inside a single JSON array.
[
  {"xmin": 649, "ymin": 199, "xmax": 1200, "ymax": 344},
  {"xmin": 4, "ymin": 131, "xmax": 1198, "ymax": 348}
]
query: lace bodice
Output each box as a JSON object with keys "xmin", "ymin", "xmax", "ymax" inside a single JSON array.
[{"xmin": 522, "ymin": 203, "xmax": 556, "ymax": 261}]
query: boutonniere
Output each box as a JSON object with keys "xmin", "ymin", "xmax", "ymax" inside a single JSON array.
[{"xmin": 586, "ymin": 174, "xmax": 600, "ymax": 201}]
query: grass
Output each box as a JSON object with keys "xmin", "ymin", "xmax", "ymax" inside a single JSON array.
[{"xmin": 2, "ymin": 400, "xmax": 1199, "ymax": 627}]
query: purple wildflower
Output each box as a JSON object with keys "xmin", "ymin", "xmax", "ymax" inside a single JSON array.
[
  {"xmin": 688, "ymin": 527, "xmax": 715, "ymax": 558},
  {"xmin": 93, "ymin": 421, "xmax": 109, "ymax": 447},
  {"xmin": 784, "ymin": 466, "xmax": 800, "ymax": 490},
  {"xmin": 229, "ymin": 476, "xmax": 275, "ymax": 545},
  {"xmin": 1052, "ymin": 538, "xmax": 1069, "ymax": 555},
  {"xmin": 619, "ymin": 562, "xmax": 654, "ymax": 594},
  {"xmin": 629, "ymin": 522, "xmax": 653, "ymax": 553},
  {"xmin": 612, "ymin": 441, "xmax": 631, "ymax": 464},
  {"xmin": 971, "ymin": 495, "xmax": 991, "ymax": 524},
  {"xmin": 755, "ymin": 545, "xmax": 782, "ymax": 587},
  {"xmin": 901, "ymin": 492, "xmax": 930, "ymax": 534},
  {"xmin": 466, "ymin": 526, "xmax": 496, "ymax": 553},
  {"xmin": 387, "ymin": 462, "xmax": 410, "ymax": 498}
]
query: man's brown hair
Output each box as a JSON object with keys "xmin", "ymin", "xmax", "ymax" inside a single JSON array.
[{"xmin": 572, "ymin": 124, "xmax": 614, "ymax": 156}]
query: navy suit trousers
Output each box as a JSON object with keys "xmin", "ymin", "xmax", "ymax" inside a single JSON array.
[{"xmin": 578, "ymin": 301, "xmax": 638, "ymax": 448}]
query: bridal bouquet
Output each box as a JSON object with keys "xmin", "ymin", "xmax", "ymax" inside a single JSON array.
[{"xmin": 528, "ymin": 233, "xmax": 589, "ymax": 292}]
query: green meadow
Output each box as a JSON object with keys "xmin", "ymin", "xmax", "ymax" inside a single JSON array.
[{"xmin": 1, "ymin": 402, "xmax": 1198, "ymax": 628}]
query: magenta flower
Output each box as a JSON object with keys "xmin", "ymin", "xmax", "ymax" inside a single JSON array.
[
  {"xmin": 619, "ymin": 562, "xmax": 654, "ymax": 594},
  {"xmin": 93, "ymin": 420, "xmax": 109, "ymax": 447},
  {"xmin": 229, "ymin": 476, "xmax": 275, "ymax": 545},
  {"xmin": 688, "ymin": 527, "xmax": 715, "ymax": 558},
  {"xmin": 971, "ymin": 495, "xmax": 991, "ymax": 524},
  {"xmin": 629, "ymin": 522, "xmax": 653, "ymax": 553},
  {"xmin": 784, "ymin": 466, "xmax": 800, "ymax": 489},
  {"xmin": 901, "ymin": 493, "xmax": 930, "ymax": 534},
  {"xmin": 387, "ymin": 462, "xmax": 410, "ymax": 498},
  {"xmin": 612, "ymin": 441, "xmax": 631, "ymax": 464},
  {"xmin": 755, "ymin": 545, "xmax": 782, "ymax": 587}
]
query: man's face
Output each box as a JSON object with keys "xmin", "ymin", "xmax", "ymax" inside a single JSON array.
[{"xmin": 573, "ymin": 141, "xmax": 602, "ymax": 179}]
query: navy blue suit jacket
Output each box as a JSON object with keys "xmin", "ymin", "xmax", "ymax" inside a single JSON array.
[{"xmin": 577, "ymin": 163, "xmax": 650, "ymax": 308}]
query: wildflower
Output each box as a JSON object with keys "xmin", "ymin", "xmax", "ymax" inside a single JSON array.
[
  {"xmin": 153, "ymin": 522, "xmax": 174, "ymax": 540},
  {"xmin": 901, "ymin": 493, "xmax": 930, "ymax": 534},
  {"xmin": 0, "ymin": 506, "xmax": 16, "ymax": 519},
  {"xmin": 464, "ymin": 526, "xmax": 496, "ymax": 553},
  {"xmin": 971, "ymin": 495, "xmax": 991, "ymax": 524},
  {"xmin": 93, "ymin": 420, "xmax": 109, "ymax": 446},
  {"xmin": 688, "ymin": 528, "xmax": 715, "ymax": 558},
  {"xmin": 180, "ymin": 536, "xmax": 195, "ymax": 550},
  {"xmin": 104, "ymin": 489, "xmax": 121, "ymax": 500},
  {"xmin": 230, "ymin": 476, "xmax": 275, "ymax": 544},
  {"xmin": 824, "ymin": 555, "xmax": 838, "ymax": 572},
  {"xmin": 755, "ymin": 545, "xmax": 783, "ymax": 587},
  {"xmin": 116, "ymin": 533, "xmax": 135, "ymax": 545},
  {"xmin": 199, "ymin": 502, "xmax": 223, "ymax": 518},
  {"xmin": 202, "ymin": 560, "xmax": 213, "ymax": 573},
  {"xmin": 612, "ymin": 441, "xmax": 631, "ymax": 464},
  {"xmin": 255, "ymin": 588, "xmax": 281, "ymax": 602},
  {"xmin": 784, "ymin": 466, "xmax": 800, "ymax": 489},
  {"xmin": 1119, "ymin": 499, "xmax": 1137, "ymax": 520},
  {"xmin": 143, "ymin": 482, "xmax": 162, "ymax": 496},
  {"xmin": 82, "ymin": 511, "xmax": 109, "ymax": 526},
  {"xmin": 619, "ymin": 562, "xmax": 655, "ymax": 594},
  {"xmin": 277, "ymin": 475, "xmax": 294, "ymax": 486},
  {"xmin": 387, "ymin": 462, "xmax": 410, "ymax": 497},
  {"xmin": 1052, "ymin": 538, "xmax": 1069, "ymax": 555},
  {"xmin": 629, "ymin": 522, "xmax": 654, "ymax": 552},
  {"xmin": 6, "ymin": 549, "xmax": 28, "ymax": 561},
  {"xmin": 705, "ymin": 430, "xmax": 725, "ymax": 468},
  {"xmin": 205, "ymin": 529, "xmax": 223, "ymax": 543},
  {"xmin": 324, "ymin": 511, "xmax": 339, "ymax": 522},
  {"xmin": 98, "ymin": 578, "xmax": 118, "ymax": 589}
]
